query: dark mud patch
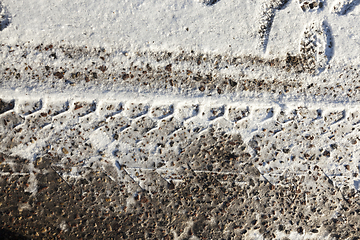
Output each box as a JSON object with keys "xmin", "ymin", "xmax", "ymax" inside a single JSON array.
[
  {"xmin": 1, "ymin": 126, "xmax": 360, "ymax": 239},
  {"xmin": 0, "ymin": 228, "xmax": 29, "ymax": 240}
]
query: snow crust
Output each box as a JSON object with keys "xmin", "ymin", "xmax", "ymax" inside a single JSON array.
[
  {"xmin": 1, "ymin": 0, "xmax": 360, "ymax": 65},
  {"xmin": 1, "ymin": 0, "xmax": 360, "ymax": 238}
]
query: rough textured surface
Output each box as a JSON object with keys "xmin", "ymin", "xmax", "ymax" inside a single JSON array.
[
  {"xmin": 2, "ymin": 0, "xmax": 360, "ymax": 238},
  {"xmin": 1, "ymin": 47, "xmax": 360, "ymax": 240},
  {"xmin": 1, "ymin": 149, "xmax": 360, "ymax": 239}
]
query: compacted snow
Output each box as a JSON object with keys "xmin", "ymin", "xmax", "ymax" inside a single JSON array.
[
  {"xmin": 1, "ymin": 0, "xmax": 360, "ymax": 239},
  {"xmin": 1, "ymin": 0, "xmax": 360, "ymax": 63}
]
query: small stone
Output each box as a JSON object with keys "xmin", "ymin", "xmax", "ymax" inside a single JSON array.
[
  {"xmin": 62, "ymin": 148, "xmax": 69, "ymax": 154},
  {"xmin": 165, "ymin": 64, "xmax": 172, "ymax": 72},
  {"xmin": 53, "ymin": 72, "xmax": 64, "ymax": 79},
  {"xmin": 49, "ymin": 53, "xmax": 57, "ymax": 59},
  {"xmin": 283, "ymin": 149, "xmax": 290, "ymax": 153},
  {"xmin": 35, "ymin": 157, "xmax": 43, "ymax": 166},
  {"xmin": 323, "ymin": 150, "xmax": 330, "ymax": 157},
  {"xmin": 229, "ymin": 79, "xmax": 237, "ymax": 87},
  {"xmin": 113, "ymin": 133, "xmax": 119, "ymax": 140},
  {"xmin": 98, "ymin": 65, "xmax": 107, "ymax": 72}
]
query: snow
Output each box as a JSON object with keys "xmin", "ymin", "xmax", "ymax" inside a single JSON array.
[
  {"xmin": 1, "ymin": 0, "xmax": 254, "ymax": 56},
  {"xmin": 1, "ymin": 0, "xmax": 358, "ymax": 64},
  {"xmin": 1, "ymin": 0, "xmax": 360, "ymax": 238}
]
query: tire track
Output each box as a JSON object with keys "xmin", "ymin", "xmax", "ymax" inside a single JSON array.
[{"xmin": 1, "ymin": 97, "xmax": 360, "ymax": 200}]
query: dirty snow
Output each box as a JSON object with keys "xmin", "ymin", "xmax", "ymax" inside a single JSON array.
[{"xmin": 1, "ymin": 0, "xmax": 360, "ymax": 238}]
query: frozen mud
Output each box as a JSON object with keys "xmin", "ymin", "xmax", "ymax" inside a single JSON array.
[
  {"xmin": 1, "ymin": 0, "xmax": 360, "ymax": 238},
  {"xmin": 1, "ymin": 44, "xmax": 360, "ymax": 239}
]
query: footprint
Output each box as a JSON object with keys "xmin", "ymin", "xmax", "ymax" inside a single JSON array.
[
  {"xmin": 331, "ymin": 0, "xmax": 360, "ymax": 14},
  {"xmin": 300, "ymin": 21, "xmax": 333, "ymax": 74},
  {"xmin": 259, "ymin": 0, "xmax": 290, "ymax": 52},
  {"xmin": 257, "ymin": 0, "xmax": 357, "ymax": 73},
  {"xmin": 200, "ymin": 0, "xmax": 289, "ymax": 52}
]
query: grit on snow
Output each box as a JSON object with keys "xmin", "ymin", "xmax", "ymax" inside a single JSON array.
[
  {"xmin": 1, "ymin": 0, "xmax": 360, "ymax": 63},
  {"xmin": 1, "ymin": 0, "xmax": 360, "ymax": 239}
]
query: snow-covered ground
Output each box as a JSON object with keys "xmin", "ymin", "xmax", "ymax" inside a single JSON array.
[
  {"xmin": 1, "ymin": 0, "xmax": 360, "ymax": 239},
  {"xmin": 2, "ymin": 0, "xmax": 360, "ymax": 64}
]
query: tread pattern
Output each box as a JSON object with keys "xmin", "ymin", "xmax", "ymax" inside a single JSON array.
[
  {"xmin": 1, "ymin": 98, "xmax": 360, "ymax": 200},
  {"xmin": 259, "ymin": 0, "xmax": 289, "ymax": 51},
  {"xmin": 2, "ymin": 151, "xmax": 357, "ymax": 239},
  {"xmin": 1, "ymin": 1, "xmax": 360, "ymax": 238},
  {"xmin": 332, "ymin": 0, "xmax": 360, "ymax": 14},
  {"xmin": 300, "ymin": 21, "xmax": 333, "ymax": 74}
]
